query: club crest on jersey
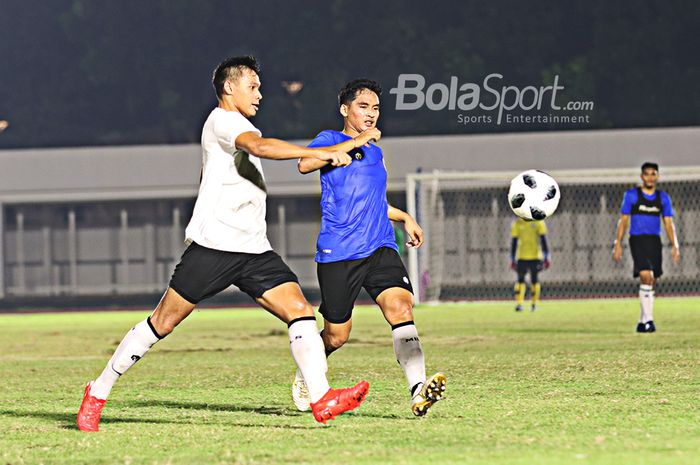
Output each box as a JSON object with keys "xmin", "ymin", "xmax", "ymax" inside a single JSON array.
[{"xmin": 349, "ymin": 147, "xmax": 364, "ymax": 161}]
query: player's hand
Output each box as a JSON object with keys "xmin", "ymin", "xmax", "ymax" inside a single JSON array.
[
  {"xmin": 544, "ymin": 258, "xmax": 551, "ymax": 269},
  {"xmin": 510, "ymin": 261, "xmax": 517, "ymax": 270},
  {"xmin": 316, "ymin": 149, "xmax": 352, "ymax": 167},
  {"xmin": 672, "ymin": 246, "xmax": 681, "ymax": 264},
  {"xmin": 612, "ymin": 243, "xmax": 622, "ymax": 262},
  {"xmin": 353, "ymin": 128, "xmax": 381, "ymax": 148},
  {"xmin": 404, "ymin": 217, "xmax": 423, "ymax": 249}
]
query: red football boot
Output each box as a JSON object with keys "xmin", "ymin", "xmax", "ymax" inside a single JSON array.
[
  {"xmin": 310, "ymin": 380, "xmax": 369, "ymax": 424},
  {"xmin": 76, "ymin": 381, "xmax": 106, "ymax": 432}
]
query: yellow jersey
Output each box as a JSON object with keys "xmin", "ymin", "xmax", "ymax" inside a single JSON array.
[{"xmin": 511, "ymin": 219, "xmax": 547, "ymax": 260}]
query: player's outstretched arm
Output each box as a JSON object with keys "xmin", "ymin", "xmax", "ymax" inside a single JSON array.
[
  {"xmin": 298, "ymin": 128, "xmax": 381, "ymax": 174},
  {"xmin": 235, "ymin": 132, "xmax": 352, "ymax": 167},
  {"xmin": 612, "ymin": 214, "xmax": 630, "ymax": 262},
  {"xmin": 663, "ymin": 216, "xmax": 681, "ymax": 264},
  {"xmin": 388, "ymin": 205, "xmax": 423, "ymax": 248}
]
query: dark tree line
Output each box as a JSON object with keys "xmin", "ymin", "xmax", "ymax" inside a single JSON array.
[{"xmin": 0, "ymin": 0, "xmax": 698, "ymax": 148}]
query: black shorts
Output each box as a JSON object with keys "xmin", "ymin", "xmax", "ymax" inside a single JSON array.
[
  {"xmin": 317, "ymin": 247, "xmax": 413, "ymax": 324},
  {"xmin": 169, "ymin": 242, "xmax": 299, "ymax": 304},
  {"xmin": 516, "ymin": 259, "xmax": 542, "ymax": 283},
  {"xmin": 629, "ymin": 235, "xmax": 663, "ymax": 278}
]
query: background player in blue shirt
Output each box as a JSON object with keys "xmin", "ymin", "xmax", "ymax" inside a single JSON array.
[
  {"xmin": 293, "ymin": 79, "xmax": 446, "ymax": 416},
  {"xmin": 613, "ymin": 162, "xmax": 680, "ymax": 333}
]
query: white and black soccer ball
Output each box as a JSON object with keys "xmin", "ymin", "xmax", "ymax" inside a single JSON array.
[{"xmin": 507, "ymin": 170, "xmax": 560, "ymax": 221}]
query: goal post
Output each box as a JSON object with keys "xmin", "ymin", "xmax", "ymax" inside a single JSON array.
[{"xmin": 406, "ymin": 167, "xmax": 700, "ymax": 304}]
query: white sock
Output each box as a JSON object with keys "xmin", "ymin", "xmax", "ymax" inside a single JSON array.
[
  {"xmin": 288, "ymin": 318, "xmax": 329, "ymax": 403},
  {"xmin": 90, "ymin": 318, "xmax": 162, "ymax": 400},
  {"xmin": 639, "ymin": 284, "xmax": 654, "ymax": 323},
  {"xmin": 391, "ymin": 322, "xmax": 426, "ymax": 396}
]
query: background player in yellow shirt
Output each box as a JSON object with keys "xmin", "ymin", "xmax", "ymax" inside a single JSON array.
[{"xmin": 510, "ymin": 219, "xmax": 550, "ymax": 312}]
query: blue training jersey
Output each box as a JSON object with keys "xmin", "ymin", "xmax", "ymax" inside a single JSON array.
[
  {"xmin": 620, "ymin": 187, "xmax": 674, "ymax": 236},
  {"xmin": 308, "ymin": 130, "xmax": 397, "ymax": 263}
]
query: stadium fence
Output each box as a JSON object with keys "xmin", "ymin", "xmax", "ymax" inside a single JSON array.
[{"xmin": 406, "ymin": 167, "xmax": 700, "ymax": 303}]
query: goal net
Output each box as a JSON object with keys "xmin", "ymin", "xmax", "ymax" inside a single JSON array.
[{"xmin": 406, "ymin": 167, "xmax": 700, "ymax": 303}]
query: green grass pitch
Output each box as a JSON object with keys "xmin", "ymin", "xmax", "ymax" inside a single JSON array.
[{"xmin": 1, "ymin": 298, "xmax": 699, "ymax": 465}]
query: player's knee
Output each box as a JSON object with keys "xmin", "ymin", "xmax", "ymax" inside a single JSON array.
[
  {"xmin": 325, "ymin": 330, "xmax": 349, "ymax": 350},
  {"xmin": 286, "ymin": 297, "xmax": 314, "ymax": 319},
  {"xmin": 149, "ymin": 314, "xmax": 176, "ymax": 336},
  {"xmin": 385, "ymin": 298, "xmax": 414, "ymax": 323},
  {"xmin": 640, "ymin": 271, "xmax": 654, "ymax": 285},
  {"xmin": 159, "ymin": 323, "xmax": 176, "ymax": 336}
]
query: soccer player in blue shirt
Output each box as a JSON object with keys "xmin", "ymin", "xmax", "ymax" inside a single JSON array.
[
  {"xmin": 613, "ymin": 162, "xmax": 680, "ymax": 333},
  {"xmin": 292, "ymin": 79, "xmax": 446, "ymax": 416}
]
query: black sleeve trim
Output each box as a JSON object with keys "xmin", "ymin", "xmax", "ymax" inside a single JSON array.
[
  {"xmin": 391, "ymin": 320, "xmax": 415, "ymax": 330},
  {"xmin": 287, "ymin": 315, "xmax": 317, "ymax": 328},
  {"xmin": 146, "ymin": 316, "xmax": 165, "ymax": 339}
]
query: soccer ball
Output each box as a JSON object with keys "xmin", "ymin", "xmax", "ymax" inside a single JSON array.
[{"xmin": 508, "ymin": 170, "xmax": 560, "ymax": 221}]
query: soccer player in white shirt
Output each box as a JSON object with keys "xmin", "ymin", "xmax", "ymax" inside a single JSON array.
[{"xmin": 77, "ymin": 56, "xmax": 369, "ymax": 431}]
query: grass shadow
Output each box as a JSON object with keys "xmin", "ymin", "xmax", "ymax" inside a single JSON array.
[
  {"xmin": 502, "ymin": 327, "xmax": 622, "ymax": 335},
  {"xmin": 123, "ymin": 399, "xmax": 414, "ymax": 421},
  {"xmin": 0, "ymin": 408, "xmax": 187, "ymax": 431},
  {"xmin": 157, "ymin": 347, "xmax": 235, "ymax": 354},
  {"xmin": 1, "ymin": 405, "xmax": 316, "ymax": 430},
  {"xmin": 347, "ymin": 411, "xmax": 420, "ymax": 421},
  {"xmin": 122, "ymin": 399, "xmax": 301, "ymax": 416}
]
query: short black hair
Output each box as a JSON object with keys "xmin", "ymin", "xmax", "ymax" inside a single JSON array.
[
  {"xmin": 212, "ymin": 55, "xmax": 260, "ymax": 99},
  {"xmin": 641, "ymin": 162, "xmax": 659, "ymax": 172},
  {"xmin": 338, "ymin": 79, "xmax": 382, "ymax": 109}
]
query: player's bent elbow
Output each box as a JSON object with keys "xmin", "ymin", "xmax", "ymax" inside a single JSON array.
[{"xmin": 297, "ymin": 161, "xmax": 312, "ymax": 174}]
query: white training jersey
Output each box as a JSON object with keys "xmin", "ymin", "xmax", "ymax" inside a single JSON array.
[{"xmin": 185, "ymin": 107, "xmax": 271, "ymax": 253}]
